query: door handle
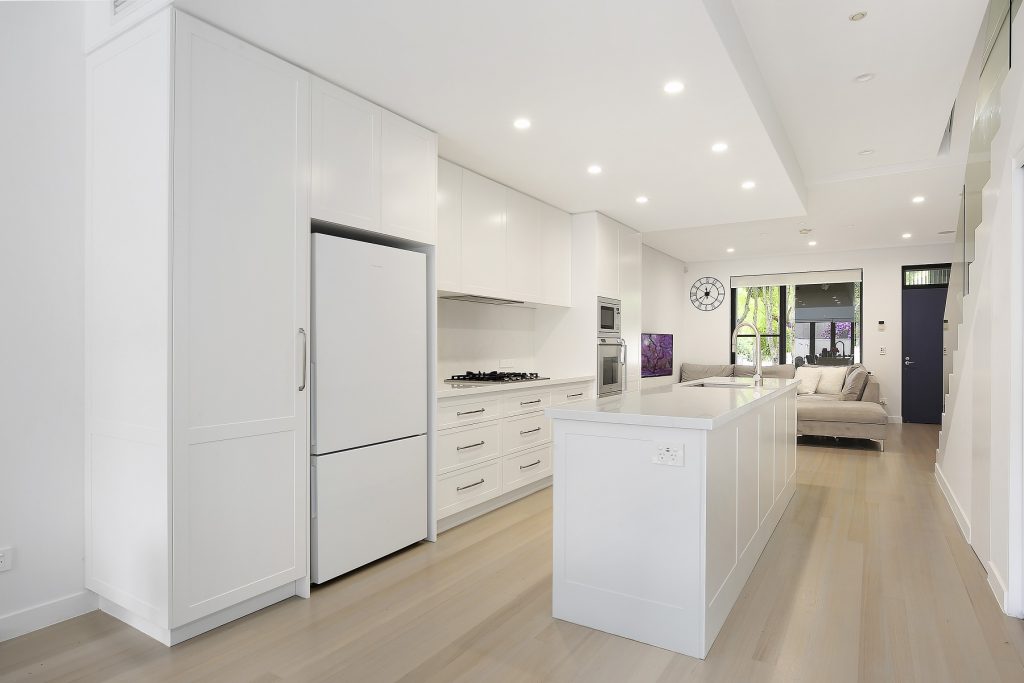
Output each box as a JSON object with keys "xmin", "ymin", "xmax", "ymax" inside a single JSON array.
[
  {"xmin": 520, "ymin": 427, "xmax": 542, "ymax": 435},
  {"xmin": 456, "ymin": 440, "xmax": 485, "ymax": 451},
  {"xmin": 298, "ymin": 328, "xmax": 307, "ymax": 391},
  {"xmin": 904, "ymin": 357, "xmax": 915, "ymax": 366},
  {"xmin": 457, "ymin": 479, "xmax": 485, "ymax": 492}
]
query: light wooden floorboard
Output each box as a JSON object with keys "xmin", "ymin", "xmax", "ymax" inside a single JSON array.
[{"xmin": 2, "ymin": 424, "xmax": 1023, "ymax": 682}]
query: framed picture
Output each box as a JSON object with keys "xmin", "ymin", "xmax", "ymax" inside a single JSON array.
[{"xmin": 641, "ymin": 333, "xmax": 674, "ymax": 378}]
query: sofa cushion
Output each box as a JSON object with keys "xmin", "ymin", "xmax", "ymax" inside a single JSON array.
[
  {"xmin": 734, "ymin": 364, "xmax": 796, "ymax": 379},
  {"xmin": 680, "ymin": 363, "xmax": 734, "ymax": 382},
  {"xmin": 841, "ymin": 367, "xmax": 870, "ymax": 401},
  {"xmin": 794, "ymin": 366, "xmax": 822, "ymax": 394},
  {"xmin": 797, "ymin": 397, "xmax": 888, "ymax": 425},
  {"xmin": 814, "ymin": 366, "xmax": 848, "ymax": 395}
]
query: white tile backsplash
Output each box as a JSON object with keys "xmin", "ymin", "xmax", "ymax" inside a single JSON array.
[{"xmin": 438, "ymin": 299, "xmax": 536, "ymax": 381}]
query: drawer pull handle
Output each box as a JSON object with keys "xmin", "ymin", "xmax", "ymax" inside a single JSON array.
[
  {"xmin": 457, "ymin": 478, "xmax": 485, "ymax": 492},
  {"xmin": 457, "ymin": 440, "xmax": 485, "ymax": 451},
  {"xmin": 520, "ymin": 399, "xmax": 542, "ymax": 405},
  {"xmin": 457, "ymin": 408, "xmax": 486, "ymax": 416},
  {"xmin": 520, "ymin": 459, "xmax": 542, "ymax": 470},
  {"xmin": 567, "ymin": 392, "xmax": 583, "ymax": 398},
  {"xmin": 520, "ymin": 427, "xmax": 542, "ymax": 435}
]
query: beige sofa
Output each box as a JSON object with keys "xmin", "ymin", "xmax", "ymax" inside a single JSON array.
[{"xmin": 678, "ymin": 363, "xmax": 889, "ymax": 450}]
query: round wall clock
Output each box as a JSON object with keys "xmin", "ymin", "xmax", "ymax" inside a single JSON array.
[{"xmin": 690, "ymin": 277, "xmax": 726, "ymax": 311}]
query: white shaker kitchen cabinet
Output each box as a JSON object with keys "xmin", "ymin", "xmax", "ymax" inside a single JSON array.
[
  {"xmin": 381, "ymin": 110, "xmax": 438, "ymax": 245},
  {"xmin": 619, "ymin": 224, "xmax": 642, "ymax": 392},
  {"xmin": 539, "ymin": 203, "xmax": 572, "ymax": 306},
  {"xmin": 310, "ymin": 77, "xmax": 381, "ymax": 232},
  {"xmin": 460, "ymin": 169, "xmax": 507, "ymax": 297},
  {"xmin": 85, "ymin": 9, "xmax": 309, "ymax": 646},
  {"xmin": 437, "ymin": 159, "xmax": 463, "ymax": 292},
  {"xmin": 596, "ymin": 214, "xmax": 620, "ymax": 299},
  {"xmin": 505, "ymin": 189, "xmax": 543, "ymax": 303}
]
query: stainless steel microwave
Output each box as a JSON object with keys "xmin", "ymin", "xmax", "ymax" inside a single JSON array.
[{"xmin": 597, "ymin": 297, "xmax": 621, "ymax": 336}]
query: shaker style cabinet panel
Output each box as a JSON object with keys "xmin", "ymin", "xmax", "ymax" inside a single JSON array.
[
  {"xmin": 381, "ymin": 110, "xmax": 438, "ymax": 245},
  {"xmin": 505, "ymin": 189, "xmax": 543, "ymax": 303},
  {"xmin": 170, "ymin": 12, "xmax": 310, "ymax": 626},
  {"xmin": 596, "ymin": 215, "xmax": 620, "ymax": 299},
  {"xmin": 436, "ymin": 159, "xmax": 463, "ymax": 292},
  {"xmin": 310, "ymin": 77, "xmax": 381, "ymax": 232},
  {"xmin": 460, "ymin": 169, "xmax": 508, "ymax": 297}
]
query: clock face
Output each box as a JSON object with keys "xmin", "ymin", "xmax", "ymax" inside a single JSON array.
[{"xmin": 690, "ymin": 277, "xmax": 726, "ymax": 311}]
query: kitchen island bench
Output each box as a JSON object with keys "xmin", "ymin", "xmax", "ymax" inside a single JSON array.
[{"xmin": 545, "ymin": 378, "xmax": 798, "ymax": 659}]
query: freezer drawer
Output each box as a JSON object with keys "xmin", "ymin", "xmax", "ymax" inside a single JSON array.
[{"xmin": 312, "ymin": 435, "xmax": 427, "ymax": 583}]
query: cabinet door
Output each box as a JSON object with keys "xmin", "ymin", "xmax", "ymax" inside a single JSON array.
[
  {"xmin": 619, "ymin": 225, "xmax": 642, "ymax": 393},
  {"xmin": 540, "ymin": 203, "xmax": 572, "ymax": 306},
  {"xmin": 596, "ymin": 214, "xmax": 620, "ymax": 299},
  {"xmin": 310, "ymin": 77, "xmax": 381, "ymax": 231},
  {"xmin": 381, "ymin": 110, "xmax": 438, "ymax": 244},
  {"xmin": 437, "ymin": 159, "xmax": 462, "ymax": 292},
  {"xmin": 170, "ymin": 14, "xmax": 309, "ymax": 626},
  {"xmin": 505, "ymin": 189, "xmax": 543, "ymax": 302},
  {"xmin": 460, "ymin": 170, "xmax": 507, "ymax": 297}
]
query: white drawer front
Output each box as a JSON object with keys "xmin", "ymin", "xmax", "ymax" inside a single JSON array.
[
  {"xmin": 502, "ymin": 444, "xmax": 552, "ymax": 492},
  {"xmin": 438, "ymin": 398, "xmax": 501, "ymax": 429},
  {"xmin": 437, "ymin": 422, "xmax": 501, "ymax": 475},
  {"xmin": 501, "ymin": 391, "xmax": 551, "ymax": 417},
  {"xmin": 502, "ymin": 412, "xmax": 551, "ymax": 454},
  {"xmin": 554, "ymin": 384, "xmax": 590, "ymax": 404},
  {"xmin": 437, "ymin": 461, "xmax": 501, "ymax": 518}
]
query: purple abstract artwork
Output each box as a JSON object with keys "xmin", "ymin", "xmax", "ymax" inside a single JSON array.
[{"xmin": 641, "ymin": 333, "xmax": 673, "ymax": 378}]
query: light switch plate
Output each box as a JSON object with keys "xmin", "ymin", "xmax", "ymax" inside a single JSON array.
[
  {"xmin": 879, "ymin": 347, "xmax": 887, "ymax": 355},
  {"xmin": 0, "ymin": 547, "xmax": 12, "ymax": 572}
]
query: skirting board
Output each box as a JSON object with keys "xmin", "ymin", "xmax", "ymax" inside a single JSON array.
[
  {"xmin": 987, "ymin": 561, "xmax": 1010, "ymax": 614},
  {"xmin": 935, "ymin": 463, "xmax": 971, "ymax": 543},
  {"xmin": 887, "ymin": 415, "xmax": 903, "ymax": 423},
  {"xmin": 437, "ymin": 477, "xmax": 552, "ymax": 534},
  {"xmin": 100, "ymin": 582, "xmax": 296, "ymax": 646},
  {"xmin": 0, "ymin": 590, "xmax": 98, "ymax": 642}
]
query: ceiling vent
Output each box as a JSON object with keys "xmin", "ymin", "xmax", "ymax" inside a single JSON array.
[
  {"xmin": 439, "ymin": 294, "xmax": 525, "ymax": 306},
  {"xmin": 111, "ymin": 0, "xmax": 140, "ymax": 19}
]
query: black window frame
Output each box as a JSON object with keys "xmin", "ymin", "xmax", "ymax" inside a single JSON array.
[{"xmin": 729, "ymin": 285, "xmax": 787, "ymax": 365}]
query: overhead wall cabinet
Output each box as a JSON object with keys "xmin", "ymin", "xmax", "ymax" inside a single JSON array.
[
  {"xmin": 312, "ymin": 81, "xmax": 437, "ymax": 243},
  {"xmin": 437, "ymin": 160, "xmax": 572, "ymax": 306},
  {"xmin": 86, "ymin": 9, "xmax": 311, "ymax": 645}
]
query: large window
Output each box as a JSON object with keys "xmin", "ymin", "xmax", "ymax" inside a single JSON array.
[{"xmin": 731, "ymin": 276, "xmax": 862, "ymax": 366}]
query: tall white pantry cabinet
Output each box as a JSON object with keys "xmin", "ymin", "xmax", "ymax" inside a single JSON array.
[{"xmin": 85, "ymin": 10, "xmax": 311, "ymax": 644}]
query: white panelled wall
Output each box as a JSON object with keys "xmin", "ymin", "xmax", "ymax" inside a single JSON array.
[
  {"xmin": 936, "ymin": 9, "xmax": 1024, "ymax": 618},
  {"xmin": 0, "ymin": 2, "xmax": 95, "ymax": 641},
  {"xmin": 679, "ymin": 243, "xmax": 954, "ymax": 422}
]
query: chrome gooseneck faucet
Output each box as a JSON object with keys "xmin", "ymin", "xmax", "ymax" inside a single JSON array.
[{"xmin": 731, "ymin": 322, "xmax": 763, "ymax": 387}]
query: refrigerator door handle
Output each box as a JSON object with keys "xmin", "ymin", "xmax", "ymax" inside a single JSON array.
[{"xmin": 298, "ymin": 327, "xmax": 308, "ymax": 391}]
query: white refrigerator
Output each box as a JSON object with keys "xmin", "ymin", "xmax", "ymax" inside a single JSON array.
[{"xmin": 310, "ymin": 234, "xmax": 428, "ymax": 583}]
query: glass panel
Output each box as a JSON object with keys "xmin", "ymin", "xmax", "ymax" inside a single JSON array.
[
  {"xmin": 601, "ymin": 354, "xmax": 619, "ymax": 385},
  {"xmin": 734, "ymin": 286, "xmax": 780, "ymax": 334},
  {"xmin": 792, "ymin": 282, "xmax": 860, "ymax": 364},
  {"xmin": 734, "ymin": 335, "xmax": 781, "ymax": 367},
  {"xmin": 904, "ymin": 267, "xmax": 951, "ymax": 287}
]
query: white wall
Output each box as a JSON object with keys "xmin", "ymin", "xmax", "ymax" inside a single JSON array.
[
  {"xmin": 937, "ymin": 8, "xmax": 1024, "ymax": 617},
  {"xmin": 680, "ymin": 243, "xmax": 953, "ymax": 420},
  {"xmin": 641, "ymin": 246, "xmax": 690, "ymax": 389},
  {"xmin": 437, "ymin": 300, "xmax": 537, "ymax": 381},
  {"xmin": 0, "ymin": 2, "xmax": 96, "ymax": 640}
]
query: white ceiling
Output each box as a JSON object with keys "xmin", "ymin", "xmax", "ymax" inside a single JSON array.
[{"xmin": 174, "ymin": 0, "xmax": 989, "ymax": 263}]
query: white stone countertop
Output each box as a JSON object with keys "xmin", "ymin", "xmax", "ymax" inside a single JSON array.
[
  {"xmin": 437, "ymin": 375, "xmax": 595, "ymax": 400},
  {"xmin": 545, "ymin": 378, "xmax": 799, "ymax": 430}
]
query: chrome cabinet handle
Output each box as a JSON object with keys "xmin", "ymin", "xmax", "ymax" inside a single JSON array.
[
  {"xmin": 519, "ymin": 459, "xmax": 542, "ymax": 470},
  {"xmin": 567, "ymin": 392, "xmax": 583, "ymax": 398},
  {"xmin": 457, "ymin": 478, "xmax": 485, "ymax": 492},
  {"xmin": 520, "ymin": 427, "xmax": 541, "ymax": 435},
  {"xmin": 457, "ymin": 408, "xmax": 486, "ymax": 416},
  {"xmin": 298, "ymin": 328, "xmax": 307, "ymax": 391},
  {"xmin": 520, "ymin": 399, "xmax": 542, "ymax": 405},
  {"xmin": 457, "ymin": 440, "xmax": 485, "ymax": 451}
]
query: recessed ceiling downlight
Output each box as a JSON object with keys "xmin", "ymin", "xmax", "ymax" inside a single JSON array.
[
  {"xmin": 635, "ymin": 195, "xmax": 649, "ymax": 204},
  {"xmin": 726, "ymin": 247, "xmax": 735, "ymax": 253},
  {"xmin": 858, "ymin": 149, "xmax": 875, "ymax": 156},
  {"xmin": 849, "ymin": 10, "xmax": 867, "ymax": 21},
  {"xmin": 854, "ymin": 73, "xmax": 875, "ymax": 83},
  {"xmin": 663, "ymin": 80, "xmax": 685, "ymax": 94},
  {"xmin": 741, "ymin": 180, "xmax": 756, "ymax": 190},
  {"xmin": 902, "ymin": 233, "xmax": 912, "ymax": 239},
  {"xmin": 587, "ymin": 164, "xmax": 602, "ymax": 175},
  {"xmin": 912, "ymin": 195, "xmax": 925, "ymax": 204},
  {"xmin": 513, "ymin": 117, "xmax": 531, "ymax": 130},
  {"xmin": 808, "ymin": 241, "xmax": 818, "ymax": 246},
  {"xmin": 711, "ymin": 142, "xmax": 729, "ymax": 153}
]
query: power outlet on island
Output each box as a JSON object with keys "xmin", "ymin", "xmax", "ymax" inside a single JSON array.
[
  {"xmin": 0, "ymin": 547, "xmax": 13, "ymax": 573},
  {"xmin": 653, "ymin": 444, "xmax": 685, "ymax": 467}
]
